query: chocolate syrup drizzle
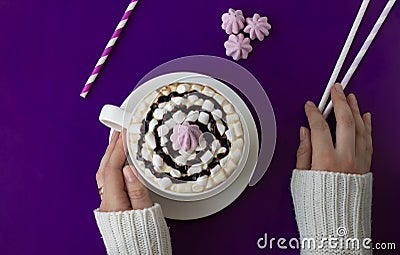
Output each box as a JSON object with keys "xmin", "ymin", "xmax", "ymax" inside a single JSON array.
[{"xmin": 136, "ymin": 87, "xmax": 231, "ymax": 183}]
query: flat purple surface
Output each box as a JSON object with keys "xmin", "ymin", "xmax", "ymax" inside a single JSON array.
[{"xmin": 1, "ymin": 0, "xmax": 399, "ymax": 254}]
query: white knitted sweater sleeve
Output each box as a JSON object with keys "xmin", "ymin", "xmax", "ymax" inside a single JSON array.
[
  {"xmin": 291, "ymin": 169, "xmax": 373, "ymax": 255},
  {"xmin": 94, "ymin": 203, "xmax": 172, "ymax": 255}
]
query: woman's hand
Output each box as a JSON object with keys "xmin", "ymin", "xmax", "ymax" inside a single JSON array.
[
  {"xmin": 296, "ymin": 83, "xmax": 373, "ymax": 174},
  {"xmin": 96, "ymin": 131, "xmax": 153, "ymax": 212}
]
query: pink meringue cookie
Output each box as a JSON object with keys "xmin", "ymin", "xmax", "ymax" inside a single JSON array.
[
  {"xmin": 221, "ymin": 8, "xmax": 245, "ymax": 35},
  {"xmin": 244, "ymin": 13, "xmax": 271, "ymax": 41},
  {"xmin": 170, "ymin": 121, "xmax": 202, "ymax": 152},
  {"xmin": 224, "ymin": 33, "xmax": 253, "ymax": 61}
]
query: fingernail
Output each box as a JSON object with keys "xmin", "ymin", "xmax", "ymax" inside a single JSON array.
[
  {"xmin": 305, "ymin": 101, "xmax": 315, "ymax": 108},
  {"xmin": 366, "ymin": 112, "xmax": 372, "ymax": 123},
  {"xmin": 300, "ymin": 127, "xmax": 307, "ymax": 141},
  {"xmin": 335, "ymin": 83, "xmax": 344, "ymax": 93},
  {"xmin": 123, "ymin": 167, "xmax": 135, "ymax": 182},
  {"xmin": 348, "ymin": 94, "xmax": 357, "ymax": 106}
]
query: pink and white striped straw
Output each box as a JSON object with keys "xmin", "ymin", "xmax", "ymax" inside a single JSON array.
[
  {"xmin": 322, "ymin": 0, "xmax": 397, "ymax": 118},
  {"xmin": 80, "ymin": 0, "xmax": 139, "ymax": 98},
  {"xmin": 318, "ymin": 0, "xmax": 370, "ymax": 112}
]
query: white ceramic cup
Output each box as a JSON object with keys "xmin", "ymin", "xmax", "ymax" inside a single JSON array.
[{"xmin": 99, "ymin": 72, "xmax": 251, "ymax": 201}]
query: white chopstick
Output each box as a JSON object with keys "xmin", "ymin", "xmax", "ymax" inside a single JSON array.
[{"xmin": 319, "ymin": 0, "xmax": 397, "ymax": 118}]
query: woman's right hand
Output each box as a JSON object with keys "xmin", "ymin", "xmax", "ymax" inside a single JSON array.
[{"xmin": 296, "ymin": 83, "xmax": 373, "ymax": 174}]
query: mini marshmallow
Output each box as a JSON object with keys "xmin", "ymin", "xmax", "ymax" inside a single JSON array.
[
  {"xmin": 170, "ymin": 169, "xmax": 181, "ymax": 178},
  {"xmin": 171, "ymin": 97, "xmax": 184, "ymax": 105},
  {"xmin": 202, "ymin": 100, "xmax": 214, "ymax": 112},
  {"xmin": 174, "ymin": 155, "xmax": 187, "ymax": 166},
  {"xmin": 157, "ymin": 124, "xmax": 169, "ymax": 137},
  {"xmin": 188, "ymin": 165, "xmax": 202, "ymax": 175},
  {"xmin": 144, "ymin": 168, "xmax": 153, "ymax": 177},
  {"xmin": 145, "ymin": 133, "xmax": 157, "ymax": 149},
  {"xmin": 164, "ymin": 103, "xmax": 174, "ymax": 111},
  {"xmin": 205, "ymin": 178, "xmax": 214, "ymax": 189},
  {"xmin": 159, "ymin": 177, "xmax": 172, "ymax": 189},
  {"xmin": 194, "ymin": 99, "xmax": 204, "ymax": 106},
  {"xmin": 198, "ymin": 112, "xmax": 209, "ymax": 124},
  {"xmin": 191, "ymin": 84, "xmax": 202, "ymax": 92},
  {"xmin": 177, "ymin": 83, "xmax": 190, "ymax": 94},
  {"xmin": 153, "ymin": 108, "xmax": 166, "ymax": 120},
  {"xmin": 158, "ymin": 102, "xmax": 167, "ymax": 109},
  {"xmin": 211, "ymin": 140, "xmax": 221, "ymax": 152},
  {"xmin": 200, "ymin": 150, "xmax": 213, "ymax": 163},
  {"xmin": 232, "ymin": 122, "xmax": 243, "ymax": 137},
  {"xmin": 164, "ymin": 118, "xmax": 176, "ymax": 129},
  {"xmin": 162, "ymin": 147, "xmax": 169, "ymax": 154},
  {"xmin": 213, "ymin": 170, "xmax": 226, "ymax": 185},
  {"xmin": 233, "ymin": 138, "xmax": 244, "ymax": 150},
  {"xmin": 186, "ymin": 111, "xmax": 199, "ymax": 122},
  {"xmin": 160, "ymin": 136, "xmax": 168, "ymax": 146},
  {"xmin": 216, "ymin": 121, "xmax": 226, "ymax": 135},
  {"xmin": 129, "ymin": 123, "xmax": 142, "ymax": 134},
  {"xmin": 170, "ymin": 184, "xmax": 178, "ymax": 192},
  {"xmin": 220, "ymin": 156, "xmax": 229, "ymax": 167},
  {"xmin": 231, "ymin": 149, "xmax": 242, "ymax": 163},
  {"xmin": 169, "ymin": 84, "xmax": 177, "ymax": 92},
  {"xmin": 202, "ymin": 86, "xmax": 215, "ymax": 97},
  {"xmin": 214, "ymin": 94, "xmax": 225, "ymax": 105},
  {"xmin": 177, "ymin": 183, "xmax": 192, "ymax": 193},
  {"xmin": 192, "ymin": 184, "xmax": 204, "ymax": 192},
  {"xmin": 141, "ymin": 147, "xmax": 151, "ymax": 161},
  {"xmin": 160, "ymin": 89, "xmax": 169, "ymax": 96},
  {"xmin": 212, "ymin": 109, "xmax": 223, "ymax": 119},
  {"xmin": 217, "ymin": 147, "xmax": 227, "ymax": 155},
  {"xmin": 226, "ymin": 114, "xmax": 239, "ymax": 124},
  {"xmin": 172, "ymin": 111, "xmax": 186, "ymax": 124},
  {"xmin": 188, "ymin": 95, "xmax": 198, "ymax": 102},
  {"xmin": 152, "ymin": 154, "xmax": 163, "ymax": 167},
  {"xmin": 187, "ymin": 153, "xmax": 196, "ymax": 161},
  {"xmin": 225, "ymin": 129, "xmax": 233, "ymax": 141},
  {"xmin": 148, "ymin": 119, "xmax": 158, "ymax": 132},
  {"xmin": 196, "ymin": 176, "xmax": 208, "ymax": 186},
  {"xmin": 224, "ymin": 160, "xmax": 237, "ymax": 175},
  {"xmin": 223, "ymin": 104, "xmax": 234, "ymax": 114},
  {"xmin": 211, "ymin": 165, "xmax": 221, "ymax": 175}
]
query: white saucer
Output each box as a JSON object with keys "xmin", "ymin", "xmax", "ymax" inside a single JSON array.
[{"xmin": 109, "ymin": 73, "xmax": 259, "ymax": 220}]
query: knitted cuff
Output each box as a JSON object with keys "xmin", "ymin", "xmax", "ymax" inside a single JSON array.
[
  {"xmin": 94, "ymin": 203, "xmax": 172, "ymax": 255},
  {"xmin": 291, "ymin": 170, "xmax": 373, "ymax": 255}
]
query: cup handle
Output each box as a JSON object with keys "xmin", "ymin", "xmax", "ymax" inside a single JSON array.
[{"xmin": 99, "ymin": 104, "xmax": 132, "ymax": 131}]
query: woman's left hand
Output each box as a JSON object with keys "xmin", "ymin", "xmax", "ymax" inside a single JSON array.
[{"xmin": 96, "ymin": 131, "xmax": 153, "ymax": 212}]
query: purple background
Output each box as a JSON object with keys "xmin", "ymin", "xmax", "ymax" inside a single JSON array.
[{"xmin": 1, "ymin": 0, "xmax": 399, "ymax": 254}]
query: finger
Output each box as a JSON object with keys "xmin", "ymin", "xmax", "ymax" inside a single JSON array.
[
  {"xmin": 331, "ymin": 83, "xmax": 356, "ymax": 156},
  {"xmin": 96, "ymin": 131, "xmax": 120, "ymax": 188},
  {"xmin": 108, "ymin": 133, "xmax": 127, "ymax": 170},
  {"xmin": 296, "ymin": 126, "xmax": 312, "ymax": 170},
  {"xmin": 363, "ymin": 113, "xmax": 373, "ymax": 158},
  {"xmin": 304, "ymin": 101, "xmax": 334, "ymax": 155},
  {"xmin": 100, "ymin": 163, "xmax": 130, "ymax": 212},
  {"xmin": 123, "ymin": 165, "xmax": 153, "ymax": 210},
  {"xmin": 347, "ymin": 94, "xmax": 367, "ymax": 159}
]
